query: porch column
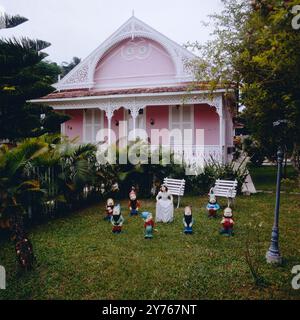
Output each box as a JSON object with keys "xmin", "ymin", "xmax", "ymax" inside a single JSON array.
[
  {"xmin": 215, "ymin": 96, "xmax": 225, "ymax": 163},
  {"xmin": 129, "ymin": 106, "xmax": 142, "ymax": 141},
  {"xmin": 105, "ymin": 108, "xmax": 114, "ymax": 145}
]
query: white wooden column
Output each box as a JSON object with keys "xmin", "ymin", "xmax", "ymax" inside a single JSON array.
[
  {"xmin": 129, "ymin": 106, "xmax": 142, "ymax": 141},
  {"xmin": 105, "ymin": 108, "xmax": 114, "ymax": 145},
  {"xmin": 60, "ymin": 110, "xmax": 66, "ymax": 136},
  {"xmin": 214, "ymin": 95, "xmax": 225, "ymax": 163}
]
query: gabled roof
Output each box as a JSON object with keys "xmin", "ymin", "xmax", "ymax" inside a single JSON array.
[{"xmin": 55, "ymin": 15, "xmax": 197, "ymax": 91}]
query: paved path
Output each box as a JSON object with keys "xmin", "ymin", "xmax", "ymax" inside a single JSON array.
[{"xmin": 233, "ymin": 153, "xmax": 257, "ymax": 195}]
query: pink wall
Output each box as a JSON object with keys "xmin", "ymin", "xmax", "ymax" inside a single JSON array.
[
  {"xmin": 60, "ymin": 105, "xmax": 231, "ymax": 148},
  {"xmin": 146, "ymin": 105, "xmax": 169, "ymax": 144},
  {"xmin": 94, "ymin": 38, "xmax": 176, "ymax": 89},
  {"xmin": 194, "ymin": 104, "xmax": 219, "ymax": 145},
  {"xmin": 64, "ymin": 110, "xmax": 83, "ymax": 142}
]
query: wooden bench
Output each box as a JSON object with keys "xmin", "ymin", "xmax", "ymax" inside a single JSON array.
[
  {"xmin": 163, "ymin": 178, "xmax": 185, "ymax": 208},
  {"xmin": 211, "ymin": 179, "xmax": 238, "ymax": 205}
]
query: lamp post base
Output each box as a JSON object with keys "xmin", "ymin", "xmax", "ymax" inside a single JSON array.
[{"xmin": 266, "ymin": 251, "xmax": 282, "ymax": 264}]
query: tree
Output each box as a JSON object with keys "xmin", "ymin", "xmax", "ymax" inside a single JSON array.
[
  {"xmin": 187, "ymin": 0, "xmax": 300, "ymax": 183},
  {"xmin": 0, "ymin": 15, "xmax": 69, "ymax": 141},
  {"xmin": 0, "ymin": 139, "xmax": 47, "ymax": 270},
  {"xmin": 0, "ymin": 38, "xmax": 69, "ymax": 140},
  {"xmin": 61, "ymin": 56, "xmax": 81, "ymax": 78},
  {"xmin": 238, "ymin": 0, "xmax": 300, "ymax": 178},
  {"xmin": 0, "ymin": 13, "xmax": 28, "ymax": 30}
]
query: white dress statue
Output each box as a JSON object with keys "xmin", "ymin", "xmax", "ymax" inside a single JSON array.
[{"xmin": 155, "ymin": 185, "xmax": 174, "ymax": 223}]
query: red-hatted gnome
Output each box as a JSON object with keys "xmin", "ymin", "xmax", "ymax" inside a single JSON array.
[
  {"xmin": 128, "ymin": 189, "xmax": 140, "ymax": 216},
  {"xmin": 111, "ymin": 204, "xmax": 124, "ymax": 234},
  {"xmin": 206, "ymin": 188, "xmax": 220, "ymax": 218},
  {"xmin": 220, "ymin": 207, "xmax": 234, "ymax": 236},
  {"xmin": 105, "ymin": 198, "xmax": 114, "ymax": 221}
]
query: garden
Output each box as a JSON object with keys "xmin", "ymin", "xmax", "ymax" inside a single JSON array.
[
  {"xmin": 1, "ymin": 0, "xmax": 300, "ymax": 302},
  {"xmin": 0, "ymin": 135, "xmax": 300, "ymax": 300}
]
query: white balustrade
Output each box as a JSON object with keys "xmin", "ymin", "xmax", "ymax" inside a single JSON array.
[{"xmin": 149, "ymin": 145, "xmax": 223, "ymax": 166}]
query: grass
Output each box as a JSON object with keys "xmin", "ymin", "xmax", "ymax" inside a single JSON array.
[
  {"xmin": 0, "ymin": 193, "xmax": 300, "ymax": 300},
  {"xmin": 250, "ymin": 165, "xmax": 300, "ymax": 192}
]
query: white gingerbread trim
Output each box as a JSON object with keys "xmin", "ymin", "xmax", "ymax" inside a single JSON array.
[
  {"xmin": 55, "ymin": 16, "xmax": 197, "ymax": 91},
  {"xmin": 37, "ymin": 92, "xmax": 223, "ymax": 119}
]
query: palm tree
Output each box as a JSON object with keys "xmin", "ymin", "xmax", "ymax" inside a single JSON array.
[
  {"xmin": 0, "ymin": 139, "xmax": 50, "ymax": 269},
  {"xmin": 0, "ymin": 139, "xmax": 48, "ymax": 225},
  {"xmin": 57, "ymin": 139, "xmax": 98, "ymax": 204},
  {"xmin": 27, "ymin": 135, "xmax": 100, "ymax": 207}
]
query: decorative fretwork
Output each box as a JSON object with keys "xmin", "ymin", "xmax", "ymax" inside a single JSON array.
[
  {"xmin": 50, "ymin": 92, "xmax": 223, "ymax": 117},
  {"xmin": 55, "ymin": 16, "xmax": 196, "ymax": 91},
  {"xmin": 64, "ymin": 63, "xmax": 89, "ymax": 85}
]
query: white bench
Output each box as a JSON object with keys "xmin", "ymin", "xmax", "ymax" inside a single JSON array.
[
  {"xmin": 211, "ymin": 179, "xmax": 238, "ymax": 205},
  {"xmin": 163, "ymin": 178, "xmax": 185, "ymax": 208}
]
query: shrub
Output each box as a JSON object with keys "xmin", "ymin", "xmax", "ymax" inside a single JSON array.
[
  {"xmin": 241, "ymin": 137, "xmax": 266, "ymax": 167},
  {"xmin": 184, "ymin": 158, "xmax": 249, "ymax": 195}
]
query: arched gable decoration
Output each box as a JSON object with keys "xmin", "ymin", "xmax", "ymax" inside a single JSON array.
[{"xmin": 55, "ymin": 16, "xmax": 197, "ymax": 91}]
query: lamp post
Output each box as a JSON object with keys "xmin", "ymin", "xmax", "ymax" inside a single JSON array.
[
  {"xmin": 265, "ymin": 120, "xmax": 287, "ymax": 264},
  {"xmin": 265, "ymin": 146, "xmax": 283, "ymax": 264}
]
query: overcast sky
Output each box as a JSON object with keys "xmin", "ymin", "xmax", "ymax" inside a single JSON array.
[{"xmin": 0, "ymin": 0, "xmax": 224, "ymax": 64}]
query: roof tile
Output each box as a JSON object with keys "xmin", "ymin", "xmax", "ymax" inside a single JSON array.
[{"xmin": 40, "ymin": 82, "xmax": 224, "ymax": 100}]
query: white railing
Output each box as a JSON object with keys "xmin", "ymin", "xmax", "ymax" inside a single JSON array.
[{"xmin": 150, "ymin": 145, "xmax": 223, "ymax": 166}]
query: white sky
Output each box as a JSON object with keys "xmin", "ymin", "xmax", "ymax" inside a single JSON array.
[{"xmin": 0, "ymin": 0, "xmax": 224, "ymax": 64}]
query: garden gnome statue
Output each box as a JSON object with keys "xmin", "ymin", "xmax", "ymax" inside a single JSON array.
[
  {"xmin": 183, "ymin": 205, "xmax": 194, "ymax": 234},
  {"xmin": 111, "ymin": 182, "xmax": 120, "ymax": 200},
  {"xmin": 220, "ymin": 207, "xmax": 234, "ymax": 236},
  {"xmin": 111, "ymin": 204, "xmax": 124, "ymax": 234},
  {"xmin": 128, "ymin": 189, "xmax": 140, "ymax": 216},
  {"xmin": 206, "ymin": 188, "xmax": 220, "ymax": 218},
  {"xmin": 105, "ymin": 198, "xmax": 114, "ymax": 221},
  {"xmin": 141, "ymin": 212, "xmax": 154, "ymax": 239}
]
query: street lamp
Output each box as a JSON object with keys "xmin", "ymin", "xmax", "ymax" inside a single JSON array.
[{"xmin": 265, "ymin": 120, "xmax": 288, "ymax": 264}]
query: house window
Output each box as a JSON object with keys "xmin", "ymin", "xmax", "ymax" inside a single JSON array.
[
  {"xmin": 84, "ymin": 109, "xmax": 103, "ymax": 142},
  {"xmin": 169, "ymin": 105, "xmax": 194, "ymax": 146}
]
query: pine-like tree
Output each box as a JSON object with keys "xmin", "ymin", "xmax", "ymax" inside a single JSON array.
[
  {"xmin": 0, "ymin": 13, "xmax": 69, "ymax": 141},
  {"xmin": 0, "ymin": 13, "xmax": 28, "ymax": 30}
]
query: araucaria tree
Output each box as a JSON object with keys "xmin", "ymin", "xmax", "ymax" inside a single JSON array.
[
  {"xmin": 0, "ymin": 12, "xmax": 69, "ymax": 141},
  {"xmin": 188, "ymin": 0, "xmax": 300, "ymax": 183}
]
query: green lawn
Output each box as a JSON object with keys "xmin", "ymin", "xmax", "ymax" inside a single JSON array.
[
  {"xmin": 250, "ymin": 165, "xmax": 300, "ymax": 192},
  {"xmin": 0, "ymin": 194, "xmax": 300, "ymax": 300}
]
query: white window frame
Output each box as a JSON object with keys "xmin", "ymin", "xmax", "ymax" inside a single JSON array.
[
  {"xmin": 83, "ymin": 108, "xmax": 104, "ymax": 143},
  {"xmin": 169, "ymin": 104, "xmax": 194, "ymax": 146}
]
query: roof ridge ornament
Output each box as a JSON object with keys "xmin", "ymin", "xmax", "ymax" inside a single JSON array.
[{"xmin": 131, "ymin": 14, "xmax": 135, "ymax": 40}]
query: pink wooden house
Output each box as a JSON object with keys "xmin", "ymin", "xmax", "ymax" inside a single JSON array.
[{"xmin": 33, "ymin": 16, "xmax": 236, "ymax": 165}]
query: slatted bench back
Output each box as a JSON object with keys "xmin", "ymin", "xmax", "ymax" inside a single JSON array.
[
  {"xmin": 163, "ymin": 178, "xmax": 185, "ymax": 196},
  {"xmin": 213, "ymin": 179, "xmax": 238, "ymax": 198}
]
